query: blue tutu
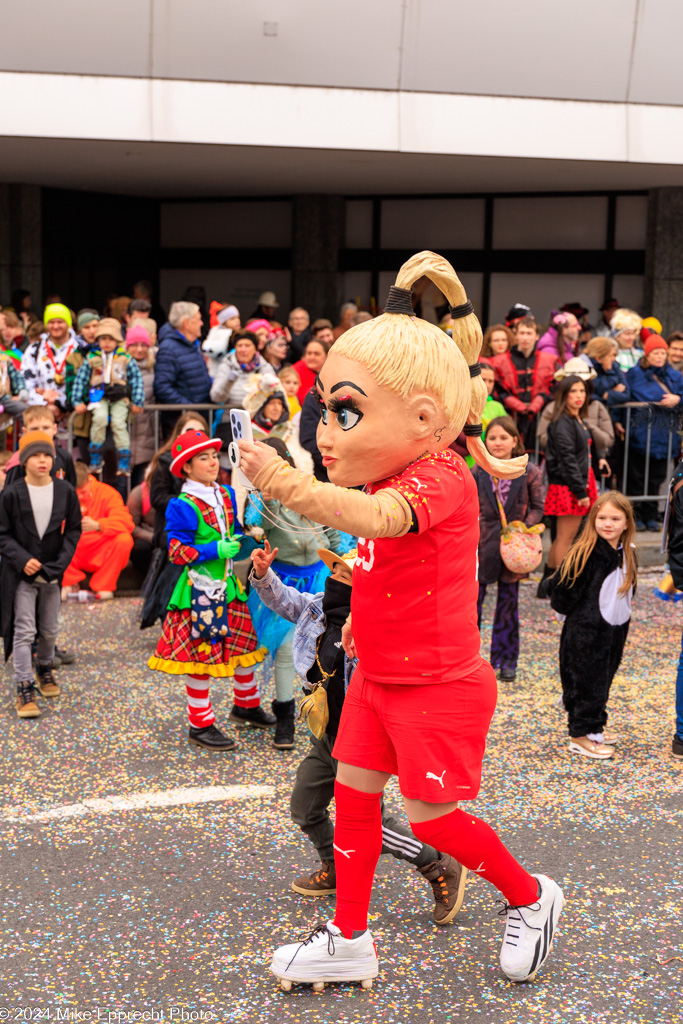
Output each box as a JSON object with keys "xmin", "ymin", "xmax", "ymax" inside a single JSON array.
[{"xmin": 248, "ymin": 558, "xmax": 330, "ymax": 654}]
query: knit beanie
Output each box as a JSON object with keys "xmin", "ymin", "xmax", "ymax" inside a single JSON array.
[
  {"xmin": 125, "ymin": 325, "xmax": 152, "ymax": 348},
  {"xmin": 19, "ymin": 430, "xmax": 56, "ymax": 466},
  {"xmin": 43, "ymin": 303, "xmax": 73, "ymax": 329},
  {"xmin": 644, "ymin": 334, "xmax": 668, "ymax": 358},
  {"xmin": 77, "ymin": 310, "xmax": 100, "ymax": 330}
]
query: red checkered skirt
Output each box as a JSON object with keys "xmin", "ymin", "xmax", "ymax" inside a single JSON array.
[{"xmin": 148, "ymin": 599, "xmax": 267, "ymax": 678}]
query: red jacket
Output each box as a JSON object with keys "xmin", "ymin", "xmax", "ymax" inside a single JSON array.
[{"xmin": 491, "ymin": 349, "xmax": 558, "ymax": 415}]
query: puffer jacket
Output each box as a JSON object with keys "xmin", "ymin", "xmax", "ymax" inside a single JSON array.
[
  {"xmin": 153, "ymin": 323, "xmax": 211, "ymax": 407},
  {"xmin": 626, "ymin": 361, "xmax": 683, "ymax": 458},
  {"xmin": 590, "ymin": 359, "xmax": 631, "ymax": 408}
]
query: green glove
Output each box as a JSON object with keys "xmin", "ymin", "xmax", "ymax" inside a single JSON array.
[{"xmin": 218, "ymin": 537, "xmax": 241, "ymax": 559}]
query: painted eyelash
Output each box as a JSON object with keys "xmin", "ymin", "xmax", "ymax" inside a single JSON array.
[{"xmin": 327, "ymin": 396, "xmax": 362, "ymax": 415}]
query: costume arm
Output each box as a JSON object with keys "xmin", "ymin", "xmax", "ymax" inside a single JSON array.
[
  {"xmin": 249, "ymin": 566, "xmax": 319, "ymax": 622},
  {"xmin": 502, "ymin": 393, "xmax": 527, "ymax": 414},
  {"xmin": 252, "ymin": 458, "xmax": 413, "ymax": 539},
  {"xmin": 209, "ymin": 360, "xmax": 237, "ymax": 403},
  {"xmin": 71, "ymin": 361, "xmax": 91, "ymax": 405},
  {"xmin": 0, "ymin": 491, "xmax": 34, "ymax": 573},
  {"xmin": 128, "ymin": 358, "xmax": 145, "ymax": 406},
  {"xmin": 547, "ymin": 565, "xmax": 591, "ymax": 616},
  {"xmin": 524, "ymin": 465, "xmax": 546, "ymax": 527},
  {"xmin": 165, "ymin": 497, "xmax": 220, "ymax": 564},
  {"xmin": 95, "ymin": 488, "xmax": 135, "ymax": 536}
]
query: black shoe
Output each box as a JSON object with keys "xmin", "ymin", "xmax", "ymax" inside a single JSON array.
[
  {"xmin": 536, "ymin": 564, "xmax": 554, "ymax": 600},
  {"xmin": 188, "ymin": 723, "xmax": 236, "ymax": 751},
  {"xmin": 672, "ymin": 734, "xmax": 683, "ymax": 760},
  {"xmin": 55, "ymin": 645, "xmax": 75, "ymax": 665},
  {"xmin": 272, "ymin": 699, "xmax": 296, "ymax": 749},
  {"xmin": 230, "ymin": 704, "xmax": 277, "ymax": 729},
  {"xmin": 499, "ymin": 666, "xmax": 517, "ymax": 683}
]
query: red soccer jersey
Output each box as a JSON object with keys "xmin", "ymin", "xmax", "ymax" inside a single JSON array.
[{"xmin": 351, "ymin": 448, "xmax": 481, "ymax": 684}]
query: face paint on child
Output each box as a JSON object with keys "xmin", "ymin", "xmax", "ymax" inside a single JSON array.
[{"xmin": 184, "ymin": 449, "xmax": 220, "ymax": 485}]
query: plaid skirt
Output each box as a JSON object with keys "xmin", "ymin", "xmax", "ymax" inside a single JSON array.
[{"xmin": 148, "ymin": 600, "xmax": 267, "ymax": 678}]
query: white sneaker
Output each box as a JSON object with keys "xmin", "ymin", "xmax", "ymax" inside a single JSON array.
[
  {"xmin": 271, "ymin": 920, "xmax": 378, "ymax": 991},
  {"xmin": 499, "ymin": 874, "xmax": 565, "ymax": 982}
]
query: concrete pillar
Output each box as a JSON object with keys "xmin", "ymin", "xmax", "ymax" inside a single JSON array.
[
  {"xmin": 644, "ymin": 187, "xmax": 683, "ymax": 334},
  {"xmin": 291, "ymin": 195, "xmax": 344, "ymax": 322},
  {"xmin": 0, "ymin": 184, "xmax": 42, "ymax": 307}
]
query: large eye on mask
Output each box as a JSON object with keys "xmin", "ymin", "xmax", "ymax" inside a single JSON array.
[{"xmin": 323, "ymin": 397, "xmax": 363, "ymax": 431}]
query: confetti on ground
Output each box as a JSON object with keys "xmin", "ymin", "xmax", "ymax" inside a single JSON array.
[{"xmin": 0, "ymin": 583, "xmax": 681, "ymax": 1023}]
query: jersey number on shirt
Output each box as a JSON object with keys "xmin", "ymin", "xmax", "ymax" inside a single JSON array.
[{"xmin": 357, "ymin": 537, "xmax": 375, "ymax": 572}]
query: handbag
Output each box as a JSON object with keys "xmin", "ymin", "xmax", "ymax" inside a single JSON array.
[
  {"xmin": 492, "ymin": 479, "xmax": 545, "ymax": 575},
  {"xmin": 189, "ymin": 563, "xmax": 232, "ymax": 641},
  {"xmin": 298, "ymin": 683, "xmax": 329, "ymax": 740}
]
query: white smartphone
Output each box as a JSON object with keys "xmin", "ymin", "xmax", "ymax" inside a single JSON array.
[{"xmin": 229, "ymin": 408, "xmax": 256, "ymax": 489}]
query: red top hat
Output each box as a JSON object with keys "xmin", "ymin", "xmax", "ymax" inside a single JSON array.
[{"xmin": 169, "ymin": 430, "xmax": 222, "ymax": 478}]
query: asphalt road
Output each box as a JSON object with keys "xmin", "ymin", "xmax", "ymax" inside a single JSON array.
[{"xmin": 0, "ymin": 580, "xmax": 681, "ymax": 1024}]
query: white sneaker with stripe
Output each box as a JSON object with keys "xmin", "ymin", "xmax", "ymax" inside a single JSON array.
[{"xmin": 499, "ymin": 874, "xmax": 565, "ymax": 982}]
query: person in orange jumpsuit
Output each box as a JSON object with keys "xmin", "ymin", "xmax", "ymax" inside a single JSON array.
[{"xmin": 63, "ymin": 462, "xmax": 134, "ymax": 599}]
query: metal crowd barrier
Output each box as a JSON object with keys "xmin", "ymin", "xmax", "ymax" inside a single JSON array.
[{"xmin": 513, "ymin": 400, "xmax": 682, "ymax": 504}]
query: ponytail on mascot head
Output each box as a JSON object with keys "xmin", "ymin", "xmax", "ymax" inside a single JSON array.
[{"xmin": 333, "ymin": 250, "xmax": 528, "ymax": 480}]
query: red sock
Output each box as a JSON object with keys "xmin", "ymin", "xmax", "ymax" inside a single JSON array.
[
  {"xmin": 186, "ymin": 673, "xmax": 215, "ymax": 728},
  {"xmin": 233, "ymin": 665, "xmax": 260, "ymax": 708},
  {"xmin": 410, "ymin": 808, "xmax": 538, "ymax": 907},
  {"xmin": 332, "ymin": 781, "xmax": 383, "ymax": 938}
]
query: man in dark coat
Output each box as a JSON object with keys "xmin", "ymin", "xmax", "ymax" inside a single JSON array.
[
  {"xmin": 154, "ymin": 301, "xmax": 211, "ymax": 436},
  {"xmin": 0, "ymin": 431, "xmax": 81, "ymax": 717}
]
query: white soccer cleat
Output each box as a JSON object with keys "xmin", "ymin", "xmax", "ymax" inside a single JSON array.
[
  {"xmin": 271, "ymin": 920, "xmax": 378, "ymax": 991},
  {"xmin": 499, "ymin": 874, "xmax": 565, "ymax": 983}
]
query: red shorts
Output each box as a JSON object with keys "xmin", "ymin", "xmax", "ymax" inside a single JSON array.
[{"xmin": 332, "ymin": 660, "xmax": 497, "ymax": 802}]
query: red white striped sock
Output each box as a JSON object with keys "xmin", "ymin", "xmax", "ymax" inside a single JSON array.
[
  {"xmin": 186, "ymin": 673, "xmax": 215, "ymax": 728},
  {"xmin": 232, "ymin": 665, "xmax": 260, "ymax": 709}
]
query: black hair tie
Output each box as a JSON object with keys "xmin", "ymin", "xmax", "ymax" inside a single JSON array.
[
  {"xmin": 450, "ymin": 301, "xmax": 474, "ymax": 320},
  {"xmin": 469, "ymin": 362, "xmax": 481, "ymax": 378},
  {"xmin": 464, "ymin": 423, "xmax": 483, "ymax": 437},
  {"xmin": 384, "ymin": 286, "xmax": 415, "ymax": 315}
]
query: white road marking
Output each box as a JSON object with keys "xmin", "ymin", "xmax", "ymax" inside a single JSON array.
[{"xmin": 0, "ymin": 784, "xmax": 275, "ymax": 824}]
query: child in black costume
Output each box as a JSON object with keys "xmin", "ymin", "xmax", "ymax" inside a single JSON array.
[
  {"xmin": 249, "ymin": 540, "xmax": 468, "ymax": 926},
  {"xmin": 544, "ymin": 491, "xmax": 637, "ymax": 760}
]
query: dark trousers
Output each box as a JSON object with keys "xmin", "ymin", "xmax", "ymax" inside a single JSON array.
[
  {"xmin": 559, "ymin": 622, "xmax": 628, "ymax": 736},
  {"xmin": 627, "ymin": 449, "xmax": 668, "ymax": 524},
  {"xmin": 477, "ymin": 581, "xmax": 520, "ymax": 671},
  {"xmin": 290, "ymin": 734, "xmax": 437, "ymax": 868}
]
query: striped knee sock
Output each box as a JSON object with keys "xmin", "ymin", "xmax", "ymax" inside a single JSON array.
[
  {"xmin": 186, "ymin": 673, "xmax": 215, "ymax": 728},
  {"xmin": 232, "ymin": 664, "xmax": 260, "ymax": 709}
]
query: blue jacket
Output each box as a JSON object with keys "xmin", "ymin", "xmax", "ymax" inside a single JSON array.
[
  {"xmin": 590, "ymin": 359, "xmax": 631, "ymax": 408},
  {"xmin": 153, "ymin": 323, "xmax": 211, "ymax": 406},
  {"xmin": 625, "ymin": 362, "xmax": 683, "ymax": 458}
]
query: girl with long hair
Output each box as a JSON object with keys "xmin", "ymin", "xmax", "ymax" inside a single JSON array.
[
  {"xmin": 545, "ymin": 491, "xmax": 637, "ymax": 760},
  {"xmin": 475, "ymin": 416, "xmax": 545, "ymax": 683},
  {"xmin": 537, "ymin": 311, "xmax": 581, "ymax": 362},
  {"xmin": 543, "ymin": 375, "xmax": 609, "ymax": 578}
]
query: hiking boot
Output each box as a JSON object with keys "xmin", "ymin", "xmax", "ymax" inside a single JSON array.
[
  {"xmin": 272, "ymin": 698, "xmax": 296, "ymax": 749},
  {"xmin": 88, "ymin": 443, "xmax": 103, "ymax": 473},
  {"xmin": 16, "ymin": 682, "xmax": 41, "ymax": 719},
  {"xmin": 229, "ymin": 704, "xmax": 276, "ymax": 729},
  {"xmin": 117, "ymin": 448, "xmax": 132, "ymax": 475},
  {"xmin": 672, "ymin": 734, "xmax": 683, "ymax": 761},
  {"xmin": 418, "ymin": 854, "xmax": 468, "ymax": 925},
  {"xmin": 291, "ymin": 860, "xmax": 337, "ymax": 897},
  {"xmin": 188, "ymin": 723, "xmax": 236, "ymax": 751},
  {"xmin": 36, "ymin": 663, "xmax": 61, "ymax": 698}
]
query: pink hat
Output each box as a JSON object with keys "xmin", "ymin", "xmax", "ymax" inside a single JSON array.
[
  {"xmin": 126, "ymin": 325, "xmax": 151, "ymax": 348},
  {"xmin": 245, "ymin": 319, "xmax": 272, "ymax": 333}
]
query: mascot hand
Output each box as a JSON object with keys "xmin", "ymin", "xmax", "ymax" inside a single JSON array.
[{"xmin": 218, "ymin": 538, "xmax": 241, "ymax": 559}]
